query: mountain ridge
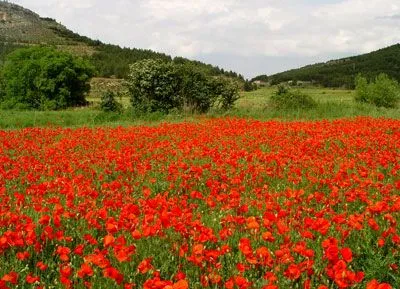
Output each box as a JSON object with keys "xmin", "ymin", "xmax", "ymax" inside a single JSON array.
[
  {"xmin": 263, "ymin": 44, "xmax": 400, "ymax": 88},
  {"xmin": 0, "ymin": 1, "xmax": 243, "ymax": 80}
]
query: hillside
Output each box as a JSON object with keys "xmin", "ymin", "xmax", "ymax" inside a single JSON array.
[
  {"xmin": 265, "ymin": 44, "xmax": 400, "ymax": 88},
  {"xmin": 0, "ymin": 1, "xmax": 243, "ymax": 80}
]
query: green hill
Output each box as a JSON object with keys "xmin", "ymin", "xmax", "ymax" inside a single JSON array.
[
  {"xmin": 265, "ymin": 44, "xmax": 400, "ymax": 88},
  {"xmin": 0, "ymin": 1, "xmax": 243, "ymax": 80}
]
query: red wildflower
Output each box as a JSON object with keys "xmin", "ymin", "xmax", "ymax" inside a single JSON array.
[
  {"xmin": 341, "ymin": 247, "xmax": 353, "ymax": 263},
  {"xmin": 2, "ymin": 272, "xmax": 18, "ymax": 284},
  {"xmin": 77, "ymin": 263, "xmax": 94, "ymax": 279},
  {"xmin": 103, "ymin": 267, "xmax": 124, "ymax": 284},
  {"xmin": 36, "ymin": 261, "xmax": 48, "ymax": 271},
  {"xmin": 173, "ymin": 279, "xmax": 188, "ymax": 289},
  {"xmin": 367, "ymin": 279, "xmax": 393, "ymax": 289},
  {"xmin": 284, "ymin": 264, "xmax": 301, "ymax": 280},
  {"xmin": 137, "ymin": 258, "xmax": 153, "ymax": 274},
  {"xmin": 25, "ymin": 274, "xmax": 40, "ymax": 284},
  {"xmin": 103, "ymin": 235, "xmax": 115, "ymax": 247}
]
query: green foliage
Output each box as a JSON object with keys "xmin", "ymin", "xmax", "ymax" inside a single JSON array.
[
  {"xmin": 1, "ymin": 87, "xmax": 400, "ymax": 129},
  {"xmin": 355, "ymin": 73, "xmax": 400, "ymax": 108},
  {"xmin": 212, "ymin": 77, "xmax": 240, "ymax": 110},
  {"xmin": 0, "ymin": 43, "xmax": 22, "ymax": 67},
  {"xmin": 127, "ymin": 59, "xmax": 181, "ymax": 113},
  {"xmin": 49, "ymin": 26, "xmax": 102, "ymax": 47},
  {"xmin": 269, "ymin": 85, "xmax": 317, "ymax": 109},
  {"xmin": 126, "ymin": 59, "xmax": 240, "ymax": 114},
  {"xmin": 243, "ymin": 80, "xmax": 258, "ymax": 92},
  {"xmin": 84, "ymin": 44, "xmax": 244, "ymax": 81},
  {"xmin": 100, "ymin": 90, "xmax": 123, "ymax": 113},
  {"xmin": 354, "ymin": 74, "xmax": 370, "ymax": 103},
  {"xmin": 89, "ymin": 44, "xmax": 173, "ymax": 78},
  {"xmin": 173, "ymin": 56, "xmax": 245, "ymax": 80},
  {"xmin": 1, "ymin": 46, "xmax": 94, "ymax": 110},
  {"xmin": 177, "ymin": 64, "xmax": 215, "ymax": 113},
  {"xmin": 266, "ymin": 44, "xmax": 400, "ymax": 88},
  {"xmin": 251, "ymin": 74, "xmax": 269, "ymax": 82}
]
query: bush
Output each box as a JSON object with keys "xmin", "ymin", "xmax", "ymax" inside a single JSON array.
[
  {"xmin": 127, "ymin": 59, "xmax": 239, "ymax": 113},
  {"xmin": 1, "ymin": 46, "xmax": 94, "ymax": 110},
  {"xmin": 243, "ymin": 80, "xmax": 257, "ymax": 92},
  {"xmin": 100, "ymin": 90, "xmax": 123, "ymax": 113},
  {"xmin": 269, "ymin": 85, "xmax": 316, "ymax": 109},
  {"xmin": 355, "ymin": 73, "xmax": 400, "ymax": 108},
  {"xmin": 212, "ymin": 77, "xmax": 240, "ymax": 110},
  {"xmin": 127, "ymin": 59, "xmax": 181, "ymax": 113},
  {"xmin": 177, "ymin": 64, "xmax": 216, "ymax": 113}
]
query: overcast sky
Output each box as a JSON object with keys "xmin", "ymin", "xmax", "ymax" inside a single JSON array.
[{"xmin": 11, "ymin": 0, "xmax": 400, "ymax": 78}]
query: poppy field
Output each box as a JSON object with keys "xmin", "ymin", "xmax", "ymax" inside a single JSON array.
[{"xmin": 0, "ymin": 117, "xmax": 399, "ymax": 289}]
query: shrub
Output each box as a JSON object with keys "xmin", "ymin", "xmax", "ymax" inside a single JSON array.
[
  {"xmin": 0, "ymin": 71, "xmax": 4, "ymax": 103},
  {"xmin": 354, "ymin": 74, "xmax": 369, "ymax": 103},
  {"xmin": 269, "ymin": 85, "xmax": 316, "ymax": 109},
  {"xmin": 212, "ymin": 77, "xmax": 240, "ymax": 110},
  {"xmin": 1, "ymin": 46, "xmax": 94, "ymax": 110},
  {"xmin": 243, "ymin": 80, "xmax": 257, "ymax": 92},
  {"xmin": 355, "ymin": 73, "xmax": 400, "ymax": 108},
  {"xmin": 177, "ymin": 64, "xmax": 215, "ymax": 113},
  {"xmin": 127, "ymin": 59, "xmax": 239, "ymax": 113},
  {"xmin": 127, "ymin": 59, "xmax": 181, "ymax": 113},
  {"xmin": 100, "ymin": 90, "xmax": 123, "ymax": 113}
]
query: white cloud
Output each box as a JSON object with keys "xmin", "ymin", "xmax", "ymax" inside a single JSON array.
[{"xmin": 10, "ymin": 0, "xmax": 400, "ymax": 77}]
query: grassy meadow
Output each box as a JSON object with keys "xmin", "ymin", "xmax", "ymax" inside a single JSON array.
[{"xmin": 1, "ymin": 86, "xmax": 399, "ymax": 129}]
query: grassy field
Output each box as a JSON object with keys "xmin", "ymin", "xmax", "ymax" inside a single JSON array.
[
  {"xmin": 233, "ymin": 87, "xmax": 400, "ymax": 119},
  {"xmin": 0, "ymin": 86, "xmax": 399, "ymax": 129}
]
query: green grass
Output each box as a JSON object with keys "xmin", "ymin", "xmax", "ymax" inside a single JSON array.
[
  {"xmin": 1, "ymin": 86, "xmax": 399, "ymax": 129},
  {"xmin": 0, "ymin": 108, "xmax": 198, "ymax": 129},
  {"xmin": 232, "ymin": 86, "xmax": 400, "ymax": 120}
]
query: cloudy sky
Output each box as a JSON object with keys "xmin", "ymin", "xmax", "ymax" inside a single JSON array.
[{"xmin": 12, "ymin": 0, "xmax": 400, "ymax": 78}]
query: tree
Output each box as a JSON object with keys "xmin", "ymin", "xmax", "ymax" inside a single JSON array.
[
  {"xmin": 177, "ymin": 63, "xmax": 216, "ymax": 113},
  {"xmin": 211, "ymin": 77, "xmax": 240, "ymax": 110},
  {"xmin": 100, "ymin": 90, "xmax": 122, "ymax": 113},
  {"xmin": 243, "ymin": 80, "xmax": 254, "ymax": 92},
  {"xmin": 126, "ymin": 59, "xmax": 240, "ymax": 114},
  {"xmin": 1, "ymin": 46, "xmax": 94, "ymax": 110},
  {"xmin": 127, "ymin": 59, "xmax": 181, "ymax": 113},
  {"xmin": 355, "ymin": 73, "xmax": 399, "ymax": 108},
  {"xmin": 354, "ymin": 74, "xmax": 369, "ymax": 103}
]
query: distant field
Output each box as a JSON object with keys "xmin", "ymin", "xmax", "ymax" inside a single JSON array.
[
  {"xmin": 237, "ymin": 87, "xmax": 355, "ymax": 109},
  {"xmin": 232, "ymin": 87, "xmax": 399, "ymax": 120},
  {"xmin": 0, "ymin": 86, "xmax": 399, "ymax": 129}
]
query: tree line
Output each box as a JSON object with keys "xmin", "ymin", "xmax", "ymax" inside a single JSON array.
[
  {"xmin": 266, "ymin": 44, "xmax": 400, "ymax": 88},
  {"xmin": 0, "ymin": 46, "xmax": 240, "ymax": 112}
]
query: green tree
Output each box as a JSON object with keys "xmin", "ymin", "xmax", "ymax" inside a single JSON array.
[
  {"xmin": 100, "ymin": 90, "xmax": 122, "ymax": 113},
  {"xmin": 211, "ymin": 77, "xmax": 240, "ymax": 110},
  {"xmin": 127, "ymin": 59, "xmax": 181, "ymax": 113},
  {"xmin": 269, "ymin": 85, "xmax": 316, "ymax": 109},
  {"xmin": 243, "ymin": 80, "xmax": 254, "ymax": 92},
  {"xmin": 126, "ymin": 59, "xmax": 239, "ymax": 114},
  {"xmin": 354, "ymin": 74, "xmax": 369, "ymax": 103},
  {"xmin": 355, "ymin": 73, "xmax": 399, "ymax": 108},
  {"xmin": 1, "ymin": 46, "xmax": 94, "ymax": 110},
  {"xmin": 177, "ymin": 63, "xmax": 215, "ymax": 113}
]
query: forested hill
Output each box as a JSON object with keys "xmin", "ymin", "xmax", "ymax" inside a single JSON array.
[
  {"xmin": 266, "ymin": 44, "xmax": 400, "ymax": 88},
  {"xmin": 0, "ymin": 1, "xmax": 243, "ymax": 80}
]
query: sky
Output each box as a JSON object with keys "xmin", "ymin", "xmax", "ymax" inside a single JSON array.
[{"xmin": 11, "ymin": 0, "xmax": 400, "ymax": 79}]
